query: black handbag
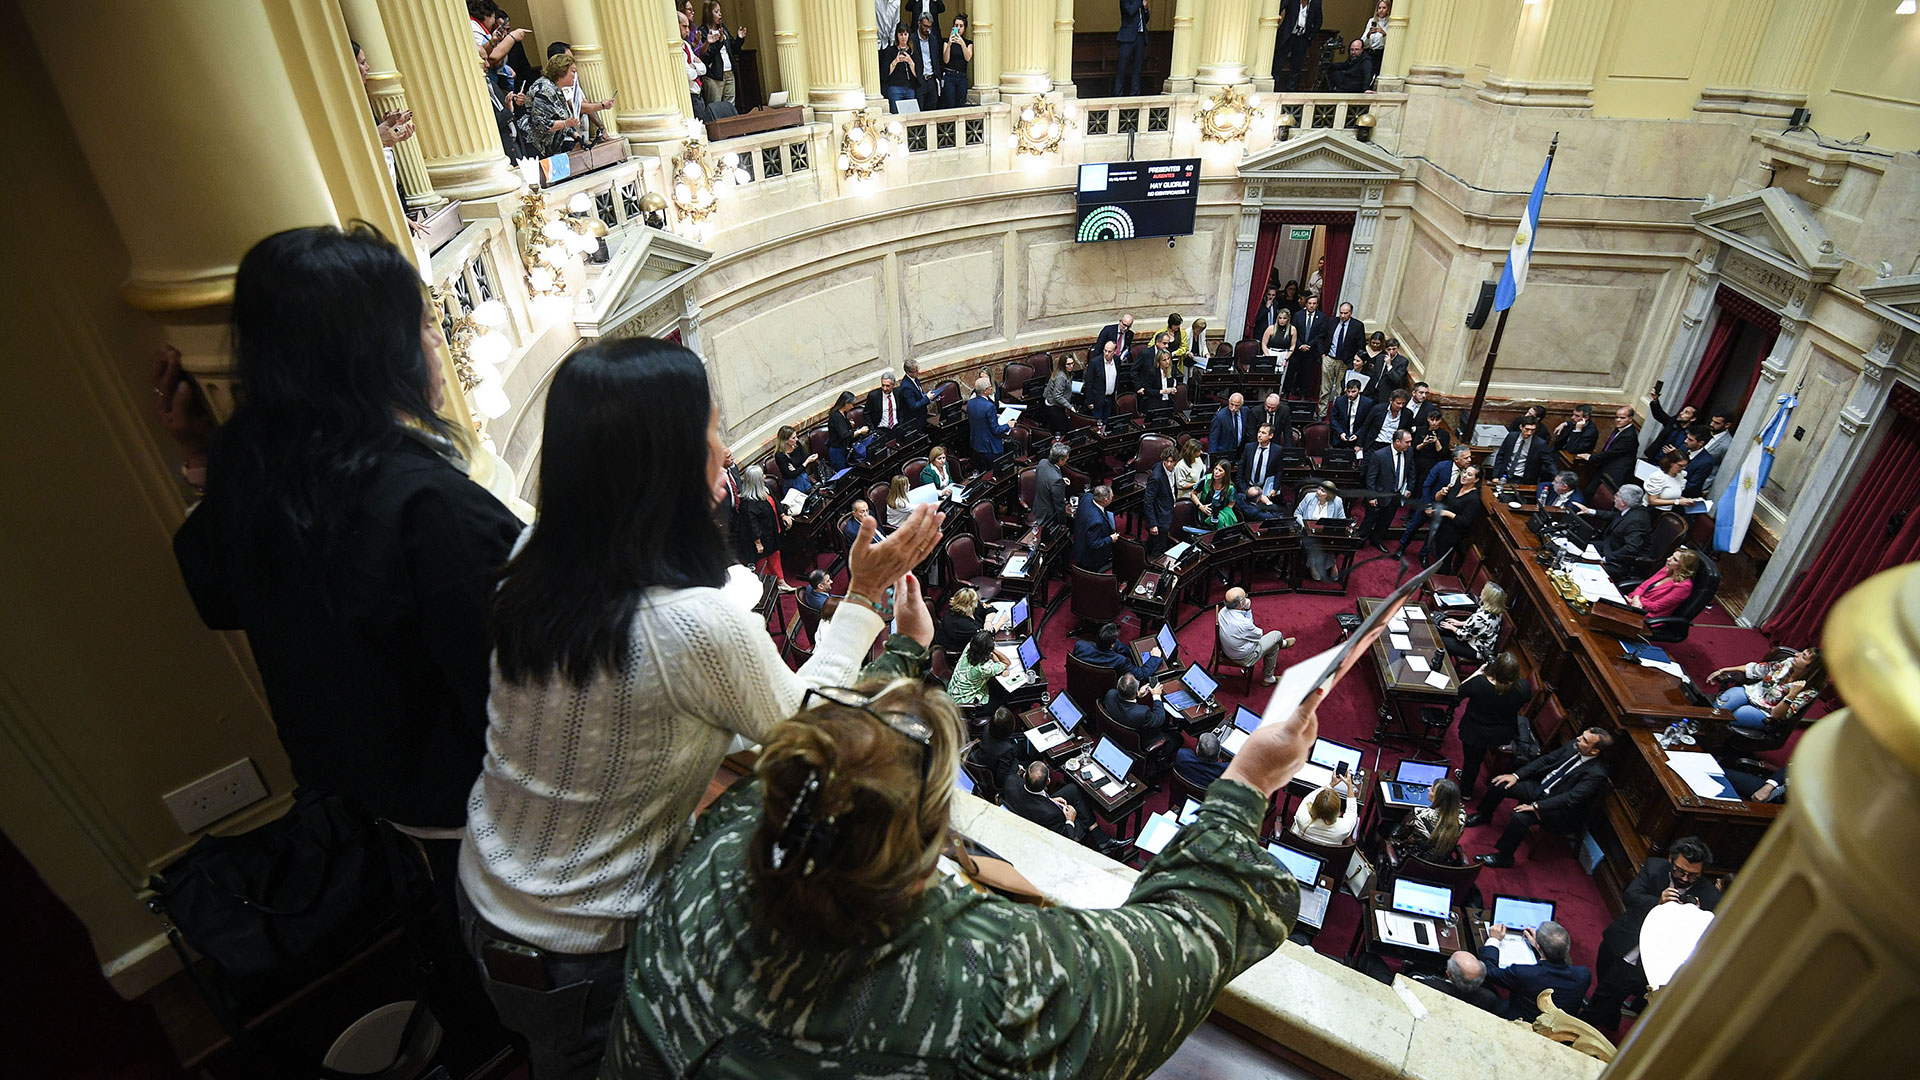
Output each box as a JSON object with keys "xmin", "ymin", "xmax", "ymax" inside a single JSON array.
[{"xmin": 146, "ymin": 790, "xmax": 422, "ymax": 1023}]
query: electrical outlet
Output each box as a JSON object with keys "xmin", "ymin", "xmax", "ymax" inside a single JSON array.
[{"xmin": 163, "ymin": 758, "xmax": 269, "ymax": 834}]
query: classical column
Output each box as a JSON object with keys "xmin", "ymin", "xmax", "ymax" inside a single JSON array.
[
  {"xmin": 1166, "ymin": 0, "xmax": 1199, "ymax": 95},
  {"xmin": 376, "ymin": 0, "xmax": 520, "ymax": 197},
  {"xmin": 1478, "ymin": 0, "xmax": 1615, "ymax": 108},
  {"xmin": 1604, "ymin": 562, "xmax": 1920, "ymax": 1080},
  {"xmin": 1195, "ymin": 0, "xmax": 1254, "ymax": 90},
  {"xmin": 998, "ymin": 1, "xmax": 1051, "ymax": 97},
  {"xmin": 1406, "ymin": 0, "xmax": 1463, "ymax": 88},
  {"xmin": 1745, "ymin": 0, "xmax": 1843, "ymax": 117},
  {"xmin": 559, "ymin": 0, "xmax": 618, "ymax": 137},
  {"xmin": 802, "ymin": 0, "xmax": 864, "ymax": 112},
  {"xmin": 1050, "ymin": 0, "xmax": 1076, "ymax": 96},
  {"xmin": 341, "ymin": 0, "xmax": 445, "ymax": 209},
  {"xmin": 1226, "ymin": 193, "xmax": 1264, "ymax": 337},
  {"xmin": 1377, "ymin": 0, "xmax": 1413, "ymax": 86},
  {"xmin": 1695, "ymin": 0, "xmax": 1774, "ymax": 113},
  {"xmin": 1689, "ymin": 311, "xmax": 1798, "ymax": 492},
  {"xmin": 971, "ymin": 0, "xmax": 1001, "ymax": 102},
  {"xmin": 23, "ymin": 0, "xmax": 411, "ymax": 418},
  {"xmin": 1343, "ymin": 185, "xmax": 1385, "ymax": 320},
  {"xmin": 769, "ymin": 0, "xmax": 810, "ymax": 107},
  {"xmin": 599, "ymin": 0, "xmax": 693, "ymax": 142},
  {"xmin": 856, "ymin": 1, "xmax": 881, "ymax": 106},
  {"xmin": 1251, "ymin": 0, "xmax": 1285, "ymax": 93}
]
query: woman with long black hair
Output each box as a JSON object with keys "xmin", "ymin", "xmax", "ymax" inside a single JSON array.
[
  {"xmin": 163, "ymin": 223, "xmax": 522, "ymax": 840},
  {"xmin": 457, "ymin": 338, "xmax": 943, "ymax": 1078}
]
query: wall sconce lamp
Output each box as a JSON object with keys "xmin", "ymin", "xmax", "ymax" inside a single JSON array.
[
  {"xmin": 1014, "ymin": 97, "xmax": 1073, "ymax": 157},
  {"xmin": 670, "ymin": 136, "xmax": 731, "ymax": 224},
  {"xmin": 1353, "ymin": 109, "xmax": 1377, "ymax": 143},
  {"xmin": 1198, "ymin": 86, "xmax": 1259, "ymax": 145},
  {"xmin": 512, "ymin": 188, "xmax": 567, "ymax": 297},
  {"xmin": 446, "ymin": 297, "xmax": 513, "ymax": 420},
  {"xmin": 839, "ymin": 109, "xmax": 905, "ymax": 180},
  {"xmin": 562, "ymin": 193, "xmax": 611, "ymax": 262}
]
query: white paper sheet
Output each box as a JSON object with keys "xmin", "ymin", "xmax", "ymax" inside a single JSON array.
[
  {"xmin": 1001, "ymin": 554, "xmax": 1030, "ymax": 578},
  {"xmin": 780, "ymin": 487, "xmax": 807, "ymax": 514},
  {"xmin": 1390, "ymin": 634, "xmax": 1414, "ymax": 652},
  {"xmin": 1664, "ymin": 750, "xmax": 1742, "ymax": 801},
  {"xmin": 1024, "ymin": 725, "xmax": 1067, "ymax": 751},
  {"xmin": 1424, "ymin": 670, "xmax": 1452, "ymax": 689},
  {"xmin": 1406, "ymin": 655, "xmax": 1431, "ymax": 673},
  {"xmin": 1494, "ymin": 935, "xmax": 1538, "ymax": 968},
  {"xmin": 1404, "ymin": 607, "xmax": 1427, "ymax": 620},
  {"xmin": 1133, "ymin": 813, "xmax": 1180, "ymax": 854}
]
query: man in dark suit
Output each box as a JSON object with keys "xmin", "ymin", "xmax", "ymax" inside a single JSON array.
[
  {"xmin": 1208, "ymin": 392, "xmax": 1249, "ymax": 455},
  {"xmin": 1360, "ymin": 387, "xmax": 1414, "ymax": 450},
  {"xmin": 1273, "ymin": 0, "xmax": 1323, "ymax": 91},
  {"xmin": 1480, "ymin": 920, "xmax": 1592, "ymax": 1023},
  {"xmin": 1254, "ymin": 393, "xmax": 1293, "ymax": 449},
  {"xmin": 1114, "ymin": 0, "xmax": 1149, "ymax": 96},
  {"xmin": 1324, "ymin": 301, "xmax": 1367, "ymax": 408},
  {"xmin": 1645, "ymin": 388, "xmax": 1697, "ymax": 465},
  {"xmin": 1003, "ymin": 760, "xmax": 1124, "ymax": 852},
  {"xmin": 1541, "ymin": 470, "xmax": 1591, "ymax": 511},
  {"xmin": 1490, "ymin": 419, "xmax": 1551, "ymax": 486},
  {"xmin": 1329, "ymin": 379, "xmax": 1372, "ymax": 458},
  {"xmin": 1375, "ymin": 341, "xmax": 1413, "ymax": 401},
  {"xmin": 843, "ymin": 498, "xmax": 884, "ymax": 547},
  {"xmin": 1596, "ymin": 485, "xmax": 1653, "ymax": 580},
  {"xmin": 1238, "ymin": 424, "xmax": 1282, "ymax": 496},
  {"xmin": 1094, "ymin": 313, "xmax": 1136, "ymax": 365},
  {"xmin": 1290, "ymin": 294, "xmax": 1328, "ymax": 399},
  {"xmin": 1551, "ymin": 404, "xmax": 1598, "ymax": 456},
  {"xmin": 1404, "ymin": 376, "xmax": 1437, "ymax": 429},
  {"xmin": 1084, "ymin": 339, "xmax": 1123, "ymax": 427},
  {"xmin": 1583, "ymin": 405, "xmax": 1641, "ymax": 494},
  {"xmin": 965, "ymin": 376, "xmax": 1008, "ymax": 468},
  {"xmin": 865, "ymin": 372, "xmax": 906, "ymax": 436},
  {"xmin": 1399, "ymin": 446, "xmax": 1473, "ymax": 551},
  {"xmin": 1413, "ymin": 952, "xmax": 1505, "ymax": 1015},
  {"xmin": 1072, "ymin": 484, "xmax": 1118, "ymax": 571},
  {"xmin": 1361, "ymin": 429, "xmax": 1414, "ymax": 547},
  {"xmin": 897, "ymin": 359, "xmax": 930, "ymax": 430},
  {"xmin": 1072, "ymin": 622, "xmax": 1162, "ymax": 682},
  {"xmin": 1326, "ymin": 37, "xmax": 1373, "ymax": 93},
  {"xmin": 1254, "ymin": 287, "xmax": 1285, "ymax": 339},
  {"xmin": 1103, "ymin": 674, "xmax": 1170, "ymax": 734},
  {"xmin": 1175, "ymin": 731, "xmax": 1229, "ymax": 789},
  {"xmin": 1681, "ymin": 427, "xmax": 1716, "ymax": 498},
  {"xmin": 1034, "ymin": 442, "xmax": 1070, "ymax": 534},
  {"xmin": 1582, "ymin": 837, "xmax": 1721, "ymax": 1030},
  {"xmin": 1144, "ymin": 445, "xmax": 1176, "ymax": 554},
  {"xmin": 1468, "ymin": 727, "xmax": 1614, "ymax": 867},
  {"xmin": 1129, "ymin": 343, "xmax": 1161, "ymax": 398}
]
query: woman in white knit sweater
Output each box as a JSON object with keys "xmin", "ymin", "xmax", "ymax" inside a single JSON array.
[{"xmin": 456, "ymin": 339, "xmax": 944, "ymax": 1080}]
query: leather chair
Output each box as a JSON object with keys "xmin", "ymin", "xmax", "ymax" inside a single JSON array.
[
  {"xmin": 999, "ymin": 362, "xmax": 1035, "ymax": 402},
  {"xmin": 970, "ymin": 499, "xmax": 1016, "ymax": 556},
  {"xmin": 900, "ymin": 456, "xmax": 930, "ymax": 486},
  {"xmin": 1068, "ymin": 565, "xmax": 1124, "ymax": 629},
  {"xmin": 866, "ymin": 483, "xmax": 892, "ymax": 514},
  {"xmin": 1112, "ymin": 535, "xmax": 1147, "ymax": 591},
  {"xmin": 1300, "ymin": 422, "xmax": 1331, "ymax": 465},
  {"xmin": 1017, "ymin": 466, "xmax": 1039, "ymax": 513},
  {"xmin": 1027, "ymin": 351, "xmax": 1054, "ymax": 386},
  {"xmin": 1428, "ymin": 546, "xmax": 1483, "ymax": 605},
  {"xmin": 1167, "ymin": 765, "xmax": 1214, "ymax": 812},
  {"xmin": 1235, "ymin": 339, "xmax": 1264, "ymax": 374},
  {"xmin": 806, "ymin": 426, "xmax": 832, "ymax": 465},
  {"xmin": 1645, "ymin": 551, "xmax": 1719, "ymax": 643},
  {"xmin": 1131, "ymin": 435, "xmax": 1176, "ymax": 485},
  {"xmin": 1169, "ymin": 384, "xmax": 1191, "ymax": 419},
  {"xmin": 959, "ymin": 742, "xmax": 1003, "ymax": 804},
  {"xmin": 1064, "ymin": 652, "xmax": 1121, "ymax": 712},
  {"xmin": 1278, "ymin": 835, "xmax": 1358, "ymax": 885},
  {"xmin": 848, "ymin": 405, "xmax": 867, "ymax": 430},
  {"xmin": 1095, "ymin": 699, "xmax": 1178, "ymax": 782},
  {"xmin": 943, "ymin": 535, "xmax": 1001, "ymax": 603},
  {"xmin": 1111, "ymin": 392, "xmax": 1139, "ymax": 424},
  {"xmin": 1629, "ymin": 510, "xmax": 1690, "ymax": 581},
  {"xmin": 1170, "ymin": 499, "xmax": 1198, "ymax": 538},
  {"xmin": 1386, "ymin": 854, "xmax": 1481, "ymax": 909}
]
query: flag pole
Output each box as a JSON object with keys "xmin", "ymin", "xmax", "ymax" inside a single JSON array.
[{"xmin": 1466, "ymin": 132, "xmax": 1558, "ymax": 436}]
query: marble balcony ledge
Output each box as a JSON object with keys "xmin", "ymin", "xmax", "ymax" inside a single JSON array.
[{"xmin": 949, "ymin": 792, "xmax": 1604, "ymax": 1080}]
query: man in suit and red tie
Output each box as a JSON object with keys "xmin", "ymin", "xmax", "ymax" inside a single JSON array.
[
  {"xmin": 1324, "ymin": 301, "xmax": 1367, "ymax": 410},
  {"xmin": 1095, "ymin": 313, "xmax": 1135, "ymax": 364}
]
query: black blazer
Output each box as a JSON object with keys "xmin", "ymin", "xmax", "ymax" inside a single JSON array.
[
  {"xmin": 865, "ymin": 386, "xmax": 904, "ymax": 429},
  {"xmin": 1326, "ymin": 316, "xmax": 1367, "ymax": 363},
  {"xmin": 1360, "ymin": 403, "xmax": 1415, "ymax": 448},
  {"xmin": 1598, "ymin": 505, "xmax": 1653, "ymax": 578},
  {"xmin": 1095, "ymin": 322, "xmax": 1136, "ymax": 362},
  {"xmin": 1512, "ymin": 742, "xmax": 1609, "ymax": 828},
  {"xmin": 828, "ymin": 409, "xmax": 858, "ymax": 449},
  {"xmin": 1600, "ymin": 857, "xmax": 1723, "ymax": 959},
  {"xmin": 1252, "ymin": 408, "xmax": 1293, "ymax": 447},
  {"xmin": 1280, "ymin": 0, "xmax": 1324, "ymax": 42},
  {"xmin": 1073, "ymin": 496, "xmax": 1116, "ymax": 571},
  {"xmin": 742, "ymin": 496, "xmax": 782, "ymax": 551},
  {"xmin": 1145, "ymin": 463, "xmax": 1176, "ymax": 533},
  {"xmin": 933, "ymin": 611, "xmax": 983, "ymax": 655},
  {"xmin": 1103, "ymin": 687, "xmax": 1167, "ymax": 733},
  {"xmin": 1431, "ymin": 487, "xmax": 1484, "ymax": 556},
  {"xmin": 1084, "ymin": 349, "xmax": 1120, "ymax": 402},
  {"xmin": 1457, "ymin": 674, "xmax": 1533, "ymax": 749},
  {"xmin": 1364, "ymin": 444, "xmax": 1413, "ymax": 498},
  {"xmin": 174, "ymin": 436, "xmax": 523, "ymax": 827},
  {"xmin": 970, "ymin": 730, "xmax": 1025, "ymax": 789},
  {"xmin": 1590, "ymin": 424, "xmax": 1641, "ymax": 489},
  {"xmin": 1491, "ymin": 432, "xmax": 1551, "ymax": 485},
  {"xmin": 1413, "ymin": 972, "xmax": 1506, "ymax": 1015},
  {"xmin": 1293, "ymin": 308, "xmax": 1329, "ymax": 354},
  {"xmin": 1002, "ymin": 780, "xmax": 1074, "ymax": 837},
  {"xmin": 1237, "ymin": 441, "xmax": 1283, "ymax": 489},
  {"xmin": 1552, "ymin": 421, "xmax": 1598, "ymax": 456}
]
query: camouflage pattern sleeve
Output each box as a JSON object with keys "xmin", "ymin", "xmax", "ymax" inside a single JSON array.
[
  {"xmin": 960, "ymin": 777, "xmax": 1299, "ymax": 1079},
  {"xmin": 860, "ymin": 633, "xmax": 931, "ymax": 683}
]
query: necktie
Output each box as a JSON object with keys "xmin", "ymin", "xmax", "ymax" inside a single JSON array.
[
  {"xmin": 1335, "ymin": 322, "xmax": 1346, "ymax": 354},
  {"xmin": 1255, "ymin": 448, "xmax": 1267, "ymax": 484},
  {"xmin": 884, "ymin": 393, "xmax": 895, "ymax": 427},
  {"xmin": 1541, "ymin": 753, "xmax": 1584, "ymax": 794},
  {"xmin": 1394, "ymin": 452, "xmax": 1403, "ymax": 491}
]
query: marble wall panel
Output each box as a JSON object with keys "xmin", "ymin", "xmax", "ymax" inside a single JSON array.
[
  {"xmin": 1019, "ymin": 215, "xmax": 1230, "ymax": 332},
  {"xmin": 706, "ymin": 262, "xmax": 888, "ymax": 435},
  {"xmin": 902, "ymin": 240, "xmax": 1003, "ymax": 351},
  {"xmin": 1758, "ymin": 346, "xmax": 1858, "ymax": 523},
  {"xmin": 1395, "ymin": 221, "xmax": 1455, "ymax": 360},
  {"xmin": 1490, "ymin": 273, "xmax": 1659, "ymax": 392}
]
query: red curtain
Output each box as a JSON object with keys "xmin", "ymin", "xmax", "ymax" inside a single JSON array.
[
  {"xmin": 1682, "ymin": 309, "xmax": 1741, "ymax": 411},
  {"xmin": 1763, "ymin": 392, "xmax": 1920, "ymax": 645},
  {"xmin": 1244, "ymin": 224, "xmax": 1283, "ymax": 340},
  {"xmin": 1321, "ymin": 218, "xmax": 1353, "ymax": 315}
]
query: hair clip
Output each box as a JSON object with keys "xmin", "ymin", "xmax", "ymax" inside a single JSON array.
[{"xmin": 768, "ymin": 766, "xmax": 838, "ymax": 876}]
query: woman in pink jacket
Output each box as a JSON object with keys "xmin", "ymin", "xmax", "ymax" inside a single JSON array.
[{"xmin": 1627, "ymin": 548, "xmax": 1700, "ymax": 618}]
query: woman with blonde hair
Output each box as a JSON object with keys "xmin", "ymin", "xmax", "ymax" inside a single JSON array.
[
  {"xmin": 885, "ymin": 474, "xmax": 913, "ymax": 528},
  {"xmin": 1291, "ymin": 773, "xmax": 1359, "ymax": 844},
  {"xmin": 600, "ymin": 674, "xmax": 1341, "ymax": 1076},
  {"xmin": 932, "ymin": 585, "xmax": 983, "ymax": 655},
  {"xmin": 1627, "ymin": 548, "xmax": 1701, "ymax": 618},
  {"xmin": 1438, "ymin": 580, "xmax": 1506, "ymax": 664}
]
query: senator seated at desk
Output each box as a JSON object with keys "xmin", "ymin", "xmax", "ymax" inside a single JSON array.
[
  {"xmin": 1592, "ymin": 484, "xmax": 1653, "ymax": 581},
  {"xmin": 1003, "ymin": 760, "xmax": 1126, "ymax": 855},
  {"xmin": 967, "ymin": 706, "xmax": 1031, "ymax": 789},
  {"xmin": 1293, "ymin": 481, "xmax": 1348, "ymax": 582},
  {"xmin": 1413, "ymin": 951, "xmax": 1505, "ymax": 1015},
  {"xmin": 1290, "ymin": 778, "xmax": 1360, "ymax": 845},
  {"xmin": 1104, "ymin": 673, "xmax": 1172, "ymax": 736},
  {"xmin": 1174, "ymin": 731, "xmax": 1228, "ymax": 790},
  {"xmin": 1480, "ymin": 920, "xmax": 1592, "ymax": 1023},
  {"xmin": 1468, "ymin": 727, "xmax": 1614, "ymax": 868},
  {"xmin": 1072, "ymin": 622, "xmax": 1162, "ymax": 682}
]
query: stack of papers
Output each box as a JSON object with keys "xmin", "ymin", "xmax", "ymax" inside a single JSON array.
[
  {"xmin": 1388, "ymin": 616, "xmax": 1410, "ymax": 633},
  {"xmin": 1565, "ymin": 562, "xmax": 1625, "ymax": 604},
  {"xmin": 906, "ymin": 483, "xmax": 944, "ymax": 506},
  {"xmin": 1134, "ymin": 812, "xmax": 1181, "ymax": 855},
  {"xmin": 997, "ymin": 404, "xmax": 1026, "ymax": 427},
  {"xmin": 1424, "ymin": 671, "xmax": 1452, "ymax": 689},
  {"xmin": 1025, "ymin": 726, "xmax": 1068, "ymax": 751},
  {"xmin": 1377, "ymin": 910, "xmax": 1442, "ymax": 951},
  {"xmin": 1002, "ymin": 555, "xmax": 1030, "ymax": 578},
  {"xmin": 1404, "ymin": 608, "xmax": 1427, "ymax": 621},
  {"xmin": 1664, "ymin": 750, "xmax": 1741, "ymax": 801},
  {"xmin": 1494, "ymin": 935, "xmax": 1538, "ymax": 968}
]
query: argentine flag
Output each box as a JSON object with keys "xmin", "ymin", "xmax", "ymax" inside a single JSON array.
[
  {"xmin": 1494, "ymin": 150, "xmax": 1554, "ymax": 312},
  {"xmin": 1715, "ymin": 392, "xmax": 1798, "ymax": 555}
]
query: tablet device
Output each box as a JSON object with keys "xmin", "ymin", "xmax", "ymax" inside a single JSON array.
[
  {"xmin": 1395, "ymin": 760, "xmax": 1450, "ymax": 786},
  {"xmin": 1183, "ymin": 664, "xmax": 1219, "ymax": 701},
  {"xmin": 955, "ymin": 769, "xmax": 975, "ymax": 795},
  {"xmin": 1163, "ymin": 687, "xmax": 1200, "ymax": 712},
  {"xmin": 1009, "ymin": 596, "xmax": 1030, "ymax": 632},
  {"xmin": 1047, "ymin": 692, "xmax": 1083, "ymax": 732},
  {"xmin": 1385, "ymin": 781, "xmax": 1432, "ymax": 806},
  {"xmin": 1267, "ymin": 842, "xmax": 1324, "ymax": 886},
  {"xmin": 1308, "ymin": 738, "xmax": 1366, "ymax": 774},
  {"xmin": 1156, "ymin": 623, "xmax": 1178, "ymax": 659},
  {"xmin": 1491, "ymin": 895, "xmax": 1557, "ymax": 932},
  {"xmin": 1092, "ymin": 737, "xmax": 1133, "ymax": 783},
  {"xmin": 1390, "ymin": 878, "xmax": 1454, "ymax": 920},
  {"xmin": 1017, "ymin": 636, "xmax": 1042, "ymax": 672}
]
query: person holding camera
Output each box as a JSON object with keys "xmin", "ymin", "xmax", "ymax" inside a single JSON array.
[
  {"xmin": 697, "ymin": 2, "xmax": 746, "ymax": 106},
  {"xmin": 940, "ymin": 13, "xmax": 973, "ymax": 109},
  {"xmin": 881, "ymin": 23, "xmax": 920, "ymax": 112},
  {"xmin": 1581, "ymin": 838, "xmax": 1721, "ymax": 1031}
]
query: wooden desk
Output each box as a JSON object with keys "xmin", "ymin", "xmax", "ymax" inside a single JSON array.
[
  {"xmin": 1349, "ymin": 891, "xmax": 1466, "ymax": 972},
  {"xmin": 1472, "ymin": 492, "xmax": 1776, "ymax": 908},
  {"xmin": 1356, "ymin": 597, "xmax": 1460, "ymax": 747},
  {"xmin": 1019, "ymin": 703, "xmax": 1091, "ymax": 766},
  {"xmin": 1064, "ymin": 755, "xmax": 1152, "ymax": 839}
]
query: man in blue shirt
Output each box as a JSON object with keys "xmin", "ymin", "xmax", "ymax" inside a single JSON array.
[{"xmin": 965, "ymin": 376, "xmax": 1008, "ymax": 468}]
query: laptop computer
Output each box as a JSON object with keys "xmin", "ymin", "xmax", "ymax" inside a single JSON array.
[
  {"xmin": 1390, "ymin": 878, "xmax": 1454, "ymax": 921},
  {"xmin": 995, "ymin": 636, "xmax": 1042, "ymax": 691},
  {"xmin": 1024, "ymin": 692, "xmax": 1084, "ymax": 752},
  {"xmin": 990, "ymin": 596, "xmax": 1031, "ymax": 641},
  {"xmin": 1160, "ymin": 662, "xmax": 1218, "ymax": 715},
  {"xmin": 1268, "ymin": 843, "xmax": 1332, "ymax": 930},
  {"xmin": 1221, "ymin": 706, "xmax": 1262, "ymax": 757},
  {"xmin": 1294, "ymin": 737, "xmax": 1366, "ymax": 789}
]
